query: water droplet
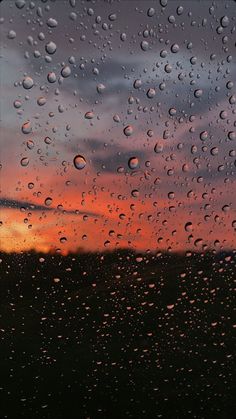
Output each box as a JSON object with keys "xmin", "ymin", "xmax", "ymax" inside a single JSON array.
[
  {"xmin": 185, "ymin": 222, "xmax": 193, "ymax": 232},
  {"xmin": 131, "ymin": 189, "xmax": 139, "ymax": 198},
  {"xmin": 73, "ymin": 155, "xmax": 86, "ymax": 170},
  {"xmin": 47, "ymin": 18, "xmax": 58, "ymax": 28},
  {"xmin": 154, "ymin": 142, "xmax": 163, "ymax": 153},
  {"xmin": 200, "ymin": 131, "xmax": 208, "ymax": 141},
  {"xmin": 113, "ymin": 114, "xmax": 120, "ymax": 123},
  {"xmin": 219, "ymin": 110, "xmax": 227, "ymax": 120},
  {"xmin": 20, "ymin": 157, "xmax": 29, "ymax": 167},
  {"xmin": 221, "ymin": 16, "xmax": 229, "ymax": 27},
  {"xmin": 14, "ymin": 100, "xmax": 22, "ymax": 109},
  {"xmin": 228, "ymin": 131, "xmax": 235, "ymax": 141},
  {"xmin": 222, "ymin": 204, "xmax": 230, "ymax": 212},
  {"xmin": 45, "ymin": 197, "xmax": 52, "ymax": 206},
  {"xmin": 23, "ymin": 77, "xmax": 34, "ymax": 89},
  {"xmin": 109, "ymin": 13, "xmax": 117, "ymax": 21},
  {"xmin": 123, "ymin": 125, "xmax": 133, "ymax": 137},
  {"xmin": 97, "ymin": 83, "xmax": 105, "ymax": 94},
  {"xmin": 44, "ymin": 137, "xmax": 52, "ymax": 145},
  {"xmin": 84, "ymin": 111, "xmax": 94, "ymax": 119},
  {"xmin": 45, "ymin": 41, "xmax": 57, "ymax": 55},
  {"xmin": 168, "ymin": 192, "xmax": 175, "ymax": 199},
  {"xmin": 61, "ymin": 66, "xmax": 71, "ymax": 78},
  {"xmin": 37, "ymin": 97, "xmax": 46, "ymax": 106},
  {"xmin": 21, "ymin": 121, "xmax": 32, "ymax": 134},
  {"xmin": 15, "ymin": 0, "xmax": 25, "ymax": 9},
  {"xmin": 147, "ymin": 7, "xmax": 155, "ymax": 17},
  {"xmin": 27, "ymin": 139, "xmax": 34, "ymax": 149},
  {"xmin": 210, "ymin": 147, "xmax": 218, "ymax": 156},
  {"xmin": 140, "ymin": 41, "xmax": 149, "ymax": 51},
  {"xmin": 8, "ymin": 30, "xmax": 16, "ymax": 39},
  {"xmin": 164, "ymin": 64, "xmax": 172, "ymax": 73},
  {"xmin": 169, "ymin": 108, "xmax": 177, "ymax": 116},
  {"xmin": 133, "ymin": 79, "xmax": 142, "ymax": 89},
  {"xmin": 128, "ymin": 157, "xmax": 139, "ymax": 169},
  {"xmin": 171, "ymin": 43, "xmax": 179, "ymax": 53},
  {"xmin": 147, "ymin": 88, "xmax": 156, "ymax": 99},
  {"xmin": 47, "ymin": 72, "xmax": 57, "ymax": 83},
  {"xmin": 194, "ymin": 89, "xmax": 203, "ymax": 98}
]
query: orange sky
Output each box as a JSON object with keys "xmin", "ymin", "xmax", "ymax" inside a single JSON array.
[{"xmin": 0, "ymin": 0, "xmax": 235, "ymax": 254}]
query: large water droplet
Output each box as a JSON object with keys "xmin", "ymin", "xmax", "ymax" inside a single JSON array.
[
  {"xmin": 128, "ymin": 157, "xmax": 139, "ymax": 169},
  {"xmin": 45, "ymin": 197, "xmax": 52, "ymax": 206},
  {"xmin": 23, "ymin": 77, "xmax": 34, "ymax": 89},
  {"xmin": 45, "ymin": 41, "xmax": 57, "ymax": 55},
  {"xmin": 123, "ymin": 125, "xmax": 133, "ymax": 137},
  {"xmin": 22, "ymin": 121, "xmax": 32, "ymax": 134},
  {"xmin": 47, "ymin": 72, "xmax": 57, "ymax": 83},
  {"xmin": 47, "ymin": 18, "xmax": 58, "ymax": 28},
  {"xmin": 20, "ymin": 157, "xmax": 29, "ymax": 167},
  {"xmin": 61, "ymin": 66, "xmax": 71, "ymax": 78},
  {"xmin": 73, "ymin": 155, "xmax": 86, "ymax": 170},
  {"xmin": 140, "ymin": 41, "xmax": 149, "ymax": 51}
]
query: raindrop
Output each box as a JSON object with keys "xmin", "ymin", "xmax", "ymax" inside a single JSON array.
[
  {"xmin": 221, "ymin": 16, "xmax": 229, "ymax": 27},
  {"xmin": 194, "ymin": 89, "xmax": 203, "ymax": 98},
  {"xmin": 45, "ymin": 197, "xmax": 52, "ymax": 206},
  {"xmin": 61, "ymin": 66, "xmax": 71, "ymax": 78},
  {"xmin": 210, "ymin": 147, "xmax": 218, "ymax": 156},
  {"xmin": 85, "ymin": 111, "xmax": 94, "ymax": 119},
  {"xmin": 20, "ymin": 157, "xmax": 29, "ymax": 167},
  {"xmin": 22, "ymin": 121, "xmax": 32, "ymax": 134},
  {"xmin": 123, "ymin": 125, "xmax": 133, "ymax": 137},
  {"xmin": 147, "ymin": 8, "xmax": 155, "ymax": 17},
  {"xmin": 47, "ymin": 72, "xmax": 57, "ymax": 83},
  {"xmin": 45, "ymin": 41, "xmax": 57, "ymax": 55},
  {"xmin": 200, "ymin": 131, "xmax": 208, "ymax": 141},
  {"xmin": 154, "ymin": 142, "xmax": 163, "ymax": 153},
  {"xmin": 14, "ymin": 100, "xmax": 22, "ymax": 109},
  {"xmin": 140, "ymin": 41, "xmax": 149, "ymax": 51},
  {"xmin": 185, "ymin": 222, "xmax": 193, "ymax": 232},
  {"xmin": 131, "ymin": 189, "xmax": 139, "ymax": 198},
  {"xmin": 147, "ymin": 88, "xmax": 156, "ymax": 99},
  {"xmin": 171, "ymin": 44, "xmax": 179, "ymax": 53},
  {"xmin": 15, "ymin": 0, "xmax": 25, "ymax": 9},
  {"xmin": 23, "ymin": 77, "xmax": 34, "ymax": 89},
  {"xmin": 47, "ymin": 18, "xmax": 58, "ymax": 28},
  {"xmin": 133, "ymin": 79, "xmax": 142, "ymax": 89},
  {"xmin": 128, "ymin": 157, "xmax": 139, "ymax": 169},
  {"xmin": 37, "ymin": 97, "xmax": 46, "ymax": 106},
  {"xmin": 73, "ymin": 155, "xmax": 86, "ymax": 170},
  {"xmin": 97, "ymin": 83, "xmax": 106, "ymax": 94},
  {"xmin": 8, "ymin": 30, "xmax": 16, "ymax": 39}
]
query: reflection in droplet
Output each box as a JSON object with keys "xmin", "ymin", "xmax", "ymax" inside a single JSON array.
[
  {"xmin": 22, "ymin": 121, "xmax": 32, "ymax": 134},
  {"xmin": 123, "ymin": 125, "xmax": 133, "ymax": 136},
  {"xmin": 45, "ymin": 197, "xmax": 52, "ymax": 206},
  {"xmin": 45, "ymin": 41, "xmax": 57, "ymax": 54},
  {"xmin": 61, "ymin": 66, "xmax": 71, "ymax": 78},
  {"xmin": 73, "ymin": 155, "xmax": 86, "ymax": 170},
  {"xmin": 23, "ymin": 77, "xmax": 34, "ymax": 89},
  {"xmin": 128, "ymin": 157, "xmax": 139, "ymax": 169},
  {"xmin": 20, "ymin": 157, "xmax": 29, "ymax": 167}
]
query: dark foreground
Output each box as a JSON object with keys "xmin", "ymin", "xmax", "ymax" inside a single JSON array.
[{"xmin": 0, "ymin": 250, "xmax": 235, "ymax": 419}]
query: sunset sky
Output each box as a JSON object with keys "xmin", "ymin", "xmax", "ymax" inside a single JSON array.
[{"xmin": 0, "ymin": 0, "xmax": 235, "ymax": 254}]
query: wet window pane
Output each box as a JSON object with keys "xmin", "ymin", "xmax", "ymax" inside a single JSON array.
[{"xmin": 0, "ymin": 1, "xmax": 235, "ymax": 418}]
